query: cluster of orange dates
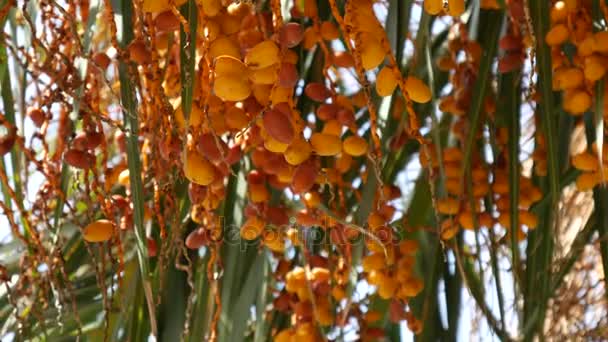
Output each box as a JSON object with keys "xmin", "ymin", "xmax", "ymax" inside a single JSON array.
[
  {"xmin": 426, "ymin": 16, "xmax": 542, "ymax": 242},
  {"xmin": 542, "ymin": 0, "xmax": 608, "ymax": 190},
  {"xmin": 20, "ymin": 0, "xmax": 606, "ymax": 339},
  {"xmin": 56, "ymin": 0, "xmax": 435, "ymax": 338},
  {"xmin": 546, "ymin": 0, "xmax": 606, "ymax": 115}
]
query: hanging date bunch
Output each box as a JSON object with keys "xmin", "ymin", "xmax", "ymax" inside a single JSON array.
[{"xmin": 1, "ymin": 0, "xmax": 607, "ymax": 340}]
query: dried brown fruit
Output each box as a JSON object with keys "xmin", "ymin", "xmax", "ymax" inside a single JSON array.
[
  {"xmin": 280, "ymin": 22, "xmax": 304, "ymax": 48},
  {"xmin": 263, "ymin": 106, "xmax": 295, "ymax": 144},
  {"xmin": 305, "ymin": 83, "xmax": 331, "ymax": 102},
  {"xmin": 64, "ymin": 149, "xmax": 95, "ymax": 169},
  {"xmin": 292, "ymin": 159, "xmax": 317, "ymax": 193}
]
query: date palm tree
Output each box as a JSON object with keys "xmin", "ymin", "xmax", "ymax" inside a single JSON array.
[{"xmin": 0, "ymin": 0, "xmax": 606, "ymax": 341}]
